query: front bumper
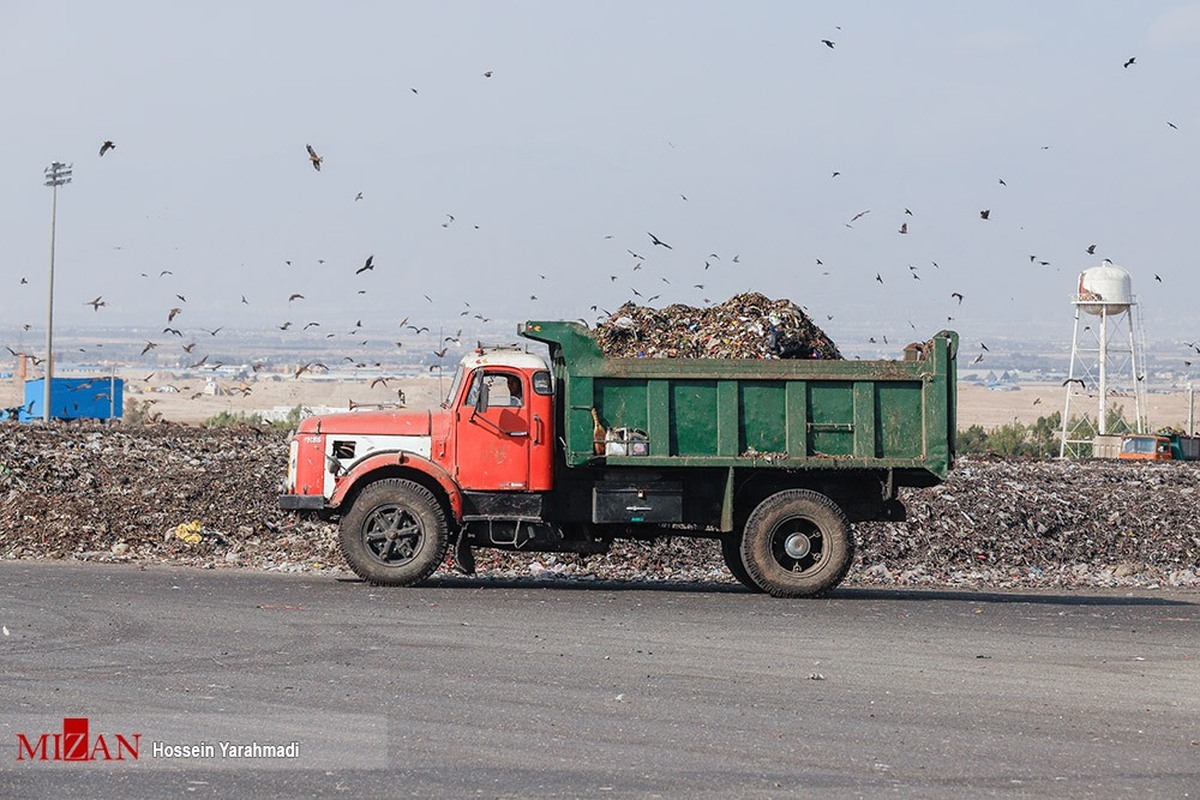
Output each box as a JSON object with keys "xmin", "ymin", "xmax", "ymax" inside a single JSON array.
[{"xmin": 278, "ymin": 494, "xmax": 327, "ymax": 511}]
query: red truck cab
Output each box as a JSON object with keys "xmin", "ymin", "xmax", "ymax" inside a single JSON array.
[{"xmin": 282, "ymin": 347, "xmax": 555, "ymax": 513}]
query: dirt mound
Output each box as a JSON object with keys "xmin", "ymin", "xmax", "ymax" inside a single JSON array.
[{"xmin": 1, "ymin": 422, "xmax": 1197, "ymax": 589}]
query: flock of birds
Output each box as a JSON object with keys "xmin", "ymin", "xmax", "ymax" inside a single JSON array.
[{"xmin": 4, "ymin": 41, "xmax": 1187, "ymax": 415}]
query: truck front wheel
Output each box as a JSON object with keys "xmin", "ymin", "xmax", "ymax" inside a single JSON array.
[
  {"xmin": 339, "ymin": 479, "xmax": 449, "ymax": 586},
  {"xmin": 740, "ymin": 490, "xmax": 853, "ymax": 598}
]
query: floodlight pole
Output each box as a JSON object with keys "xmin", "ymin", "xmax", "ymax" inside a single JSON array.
[{"xmin": 43, "ymin": 161, "xmax": 72, "ymax": 423}]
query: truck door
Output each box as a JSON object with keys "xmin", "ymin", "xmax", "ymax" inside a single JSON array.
[{"xmin": 454, "ymin": 369, "xmax": 533, "ymax": 490}]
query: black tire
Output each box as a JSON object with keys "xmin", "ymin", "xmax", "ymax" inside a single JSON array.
[
  {"xmin": 740, "ymin": 489, "xmax": 853, "ymax": 598},
  {"xmin": 338, "ymin": 479, "xmax": 449, "ymax": 586},
  {"xmin": 720, "ymin": 534, "xmax": 765, "ymax": 592}
]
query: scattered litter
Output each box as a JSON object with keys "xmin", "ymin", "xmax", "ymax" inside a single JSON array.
[{"xmin": 0, "ymin": 424, "xmax": 1197, "ymax": 589}]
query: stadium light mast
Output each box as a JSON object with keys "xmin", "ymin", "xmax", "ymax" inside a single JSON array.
[{"xmin": 42, "ymin": 161, "xmax": 72, "ymax": 423}]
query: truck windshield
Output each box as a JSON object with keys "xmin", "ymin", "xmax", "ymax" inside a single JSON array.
[
  {"xmin": 443, "ymin": 366, "xmax": 465, "ymax": 408},
  {"xmin": 1121, "ymin": 437, "xmax": 1157, "ymax": 454}
]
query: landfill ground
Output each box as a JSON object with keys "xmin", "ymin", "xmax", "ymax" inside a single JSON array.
[
  {"xmin": 1, "ymin": 422, "xmax": 1198, "ymax": 591},
  {"xmin": 2, "ymin": 560, "xmax": 1197, "ymax": 799}
]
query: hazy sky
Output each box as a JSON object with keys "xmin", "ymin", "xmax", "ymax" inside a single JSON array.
[{"xmin": 3, "ymin": 2, "xmax": 1199, "ymax": 357}]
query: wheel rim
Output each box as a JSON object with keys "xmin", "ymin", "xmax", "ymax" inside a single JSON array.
[
  {"xmin": 769, "ymin": 517, "xmax": 827, "ymax": 575},
  {"xmin": 362, "ymin": 504, "xmax": 424, "ymax": 566}
]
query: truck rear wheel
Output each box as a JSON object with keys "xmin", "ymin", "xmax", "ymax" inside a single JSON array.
[
  {"xmin": 720, "ymin": 534, "xmax": 764, "ymax": 592},
  {"xmin": 740, "ymin": 489, "xmax": 853, "ymax": 598},
  {"xmin": 339, "ymin": 479, "xmax": 448, "ymax": 586}
]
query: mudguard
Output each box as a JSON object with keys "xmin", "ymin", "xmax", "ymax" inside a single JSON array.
[{"xmin": 330, "ymin": 450, "xmax": 463, "ymax": 520}]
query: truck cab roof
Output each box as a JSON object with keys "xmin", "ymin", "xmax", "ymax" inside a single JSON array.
[{"xmin": 456, "ymin": 348, "xmax": 548, "ymax": 372}]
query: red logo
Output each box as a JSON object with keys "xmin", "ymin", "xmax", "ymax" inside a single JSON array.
[{"xmin": 16, "ymin": 717, "xmax": 140, "ymax": 762}]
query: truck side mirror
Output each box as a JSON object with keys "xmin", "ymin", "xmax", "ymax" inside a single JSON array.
[{"xmin": 474, "ymin": 381, "xmax": 489, "ymax": 414}]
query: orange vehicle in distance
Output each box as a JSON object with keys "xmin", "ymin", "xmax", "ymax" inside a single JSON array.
[{"xmin": 1118, "ymin": 434, "xmax": 1174, "ymax": 461}]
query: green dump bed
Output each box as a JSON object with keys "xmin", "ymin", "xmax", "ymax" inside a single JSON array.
[{"xmin": 520, "ymin": 321, "xmax": 958, "ymax": 482}]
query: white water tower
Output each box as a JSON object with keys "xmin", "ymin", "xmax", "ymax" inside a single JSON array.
[{"xmin": 1059, "ymin": 261, "xmax": 1149, "ymax": 457}]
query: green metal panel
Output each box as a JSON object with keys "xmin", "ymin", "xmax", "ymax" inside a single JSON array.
[
  {"xmin": 808, "ymin": 382, "xmax": 853, "ymax": 456},
  {"xmin": 853, "ymin": 382, "xmax": 876, "ymax": 458},
  {"xmin": 717, "ymin": 381, "xmax": 740, "ymax": 457},
  {"xmin": 646, "ymin": 381, "xmax": 670, "ymax": 457},
  {"xmin": 669, "ymin": 380, "xmax": 718, "ymax": 456},
  {"xmin": 785, "ymin": 381, "xmax": 808, "ymax": 458},
  {"xmin": 596, "ymin": 380, "xmax": 649, "ymax": 430},
  {"xmin": 876, "ymin": 382, "xmax": 924, "ymax": 458},
  {"xmin": 740, "ymin": 381, "xmax": 787, "ymax": 455}
]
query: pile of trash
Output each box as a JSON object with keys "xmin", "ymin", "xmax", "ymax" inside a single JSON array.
[
  {"xmin": 593, "ymin": 293, "xmax": 842, "ymax": 359},
  {"xmin": 1, "ymin": 422, "xmax": 1198, "ymax": 589}
]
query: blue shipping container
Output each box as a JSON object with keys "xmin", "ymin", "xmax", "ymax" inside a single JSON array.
[{"xmin": 19, "ymin": 377, "xmax": 124, "ymax": 421}]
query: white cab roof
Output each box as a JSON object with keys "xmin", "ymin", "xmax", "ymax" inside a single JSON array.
[{"xmin": 457, "ymin": 349, "xmax": 548, "ymax": 371}]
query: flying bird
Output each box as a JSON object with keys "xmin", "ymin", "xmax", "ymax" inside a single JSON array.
[
  {"xmin": 306, "ymin": 144, "xmax": 323, "ymax": 171},
  {"xmin": 355, "ymin": 191, "xmax": 364, "ymax": 201},
  {"xmin": 821, "ymin": 39, "xmax": 835, "ymax": 48},
  {"xmin": 99, "ymin": 140, "xmax": 115, "ymax": 156},
  {"xmin": 1168, "ymin": 121, "xmax": 1178, "ymax": 130},
  {"xmin": 951, "ymin": 292, "xmax": 964, "ymax": 304},
  {"xmin": 356, "ymin": 255, "xmax": 374, "ymax": 274},
  {"xmin": 875, "ymin": 273, "xmax": 883, "ymax": 284},
  {"xmin": 288, "ymin": 293, "xmax": 304, "ymax": 302},
  {"xmin": 141, "ymin": 341, "xmax": 157, "ymax": 355},
  {"xmin": 1062, "ymin": 378, "xmax": 1086, "ymax": 389},
  {"xmin": 648, "ymin": 232, "xmax": 672, "ymax": 249},
  {"xmin": 1123, "ymin": 56, "xmax": 1136, "ymax": 68},
  {"xmin": 979, "ymin": 209, "xmax": 990, "ymax": 220},
  {"xmin": 1155, "ymin": 274, "xmax": 1162, "ymax": 282},
  {"xmin": 482, "ymin": 70, "xmax": 493, "ymax": 78},
  {"xmin": 1086, "ymin": 244, "xmax": 1097, "ymax": 255},
  {"xmin": 86, "ymin": 296, "xmax": 106, "ymax": 311},
  {"xmin": 167, "ymin": 307, "xmax": 182, "ymax": 322},
  {"xmin": 898, "ymin": 222, "xmax": 908, "ymax": 234}
]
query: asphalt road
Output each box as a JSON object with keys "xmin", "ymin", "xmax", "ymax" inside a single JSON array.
[{"xmin": 2, "ymin": 562, "xmax": 1198, "ymax": 799}]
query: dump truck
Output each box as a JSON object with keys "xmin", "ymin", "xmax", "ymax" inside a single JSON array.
[
  {"xmin": 279, "ymin": 321, "xmax": 958, "ymax": 597},
  {"xmin": 1118, "ymin": 431, "xmax": 1200, "ymax": 461}
]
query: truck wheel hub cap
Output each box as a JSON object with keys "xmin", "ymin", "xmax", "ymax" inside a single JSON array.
[{"xmin": 784, "ymin": 532, "xmax": 812, "ymax": 559}]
